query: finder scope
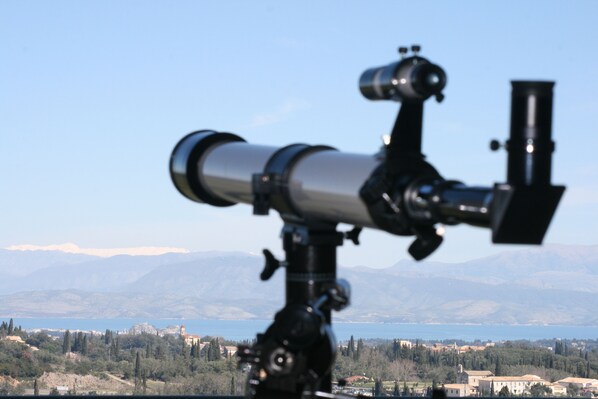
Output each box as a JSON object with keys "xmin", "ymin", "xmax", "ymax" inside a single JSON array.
[{"xmin": 359, "ymin": 45, "xmax": 446, "ymax": 102}]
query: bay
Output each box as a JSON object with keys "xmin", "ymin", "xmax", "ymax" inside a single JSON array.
[{"xmin": 10, "ymin": 318, "xmax": 598, "ymax": 342}]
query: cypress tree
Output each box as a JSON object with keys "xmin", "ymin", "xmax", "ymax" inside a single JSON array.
[
  {"xmin": 63, "ymin": 330, "xmax": 72, "ymax": 354},
  {"xmin": 72, "ymin": 332, "xmax": 80, "ymax": 353},
  {"xmin": 77, "ymin": 332, "xmax": 84, "ymax": 352},
  {"xmin": 495, "ymin": 356, "xmax": 502, "ymax": 376},
  {"xmin": 134, "ymin": 352, "xmax": 142, "ymax": 393},
  {"xmin": 208, "ymin": 338, "xmax": 221, "ymax": 361},
  {"xmin": 392, "ymin": 339, "xmax": 401, "ymax": 360},
  {"xmin": 374, "ymin": 378, "xmax": 382, "ymax": 396},
  {"xmin": 356, "ymin": 339, "xmax": 364, "ymax": 360},
  {"xmin": 208, "ymin": 340, "xmax": 214, "ymax": 361},
  {"xmin": 82, "ymin": 335, "xmax": 89, "ymax": 355},
  {"xmin": 8, "ymin": 318, "xmax": 14, "ymax": 335},
  {"xmin": 155, "ymin": 345, "xmax": 164, "ymax": 359}
]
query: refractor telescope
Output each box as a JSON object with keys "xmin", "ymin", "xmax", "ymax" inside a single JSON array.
[
  {"xmin": 169, "ymin": 46, "xmax": 565, "ymax": 399},
  {"xmin": 170, "ymin": 46, "xmax": 564, "ymax": 261}
]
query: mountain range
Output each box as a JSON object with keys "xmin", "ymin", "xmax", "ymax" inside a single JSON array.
[{"xmin": 1, "ymin": 244, "xmax": 597, "ymax": 325}]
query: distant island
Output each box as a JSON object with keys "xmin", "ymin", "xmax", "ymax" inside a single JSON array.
[{"xmin": 1, "ymin": 244, "xmax": 598, "ymax": 324}]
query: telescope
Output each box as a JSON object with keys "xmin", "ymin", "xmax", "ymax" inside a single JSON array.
[{"xmin": 170, "ymin": 46, "xmax": 565, "ymax": 399}]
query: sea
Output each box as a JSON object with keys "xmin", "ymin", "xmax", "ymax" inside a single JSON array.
[{"xmin": 9, "ymin": 318, "xmax": 598, "ymax": 342}]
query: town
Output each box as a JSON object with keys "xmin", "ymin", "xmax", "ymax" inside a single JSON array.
[{"xmin": 2, "ymin": 319, "xmax": 598, "ymax": 397}]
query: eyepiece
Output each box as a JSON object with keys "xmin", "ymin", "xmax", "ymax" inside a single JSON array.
[
  {"xmin": 359, "ymin": 55, "xmax": 446, "ymax": 102},
  {"xmin": 412, "ymin": 62, "xmax": 446, "ymax": 99},
  {"xmin": 507, "ymin": 81, "xmax": 555, "ymax": 186}
]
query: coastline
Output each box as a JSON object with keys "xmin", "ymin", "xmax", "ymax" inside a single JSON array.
[{"xmin": 9, "ymin": 317, "xmax": 598, "ymax": 342}]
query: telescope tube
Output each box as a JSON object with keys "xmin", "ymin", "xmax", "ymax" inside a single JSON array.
[
  {"xmin": 170, "ymin": 130, "xmax": 381, "ymax": 228},
  {"xmin": 170, "ymin": 130, "xmax": 504, "ymax": 236}
]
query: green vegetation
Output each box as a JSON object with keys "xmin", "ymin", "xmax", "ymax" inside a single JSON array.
[
  {"xmin": 3, "ymin": 320, "xmax": 598, "ymax": 396},
  {"xmin": 0, "ymin": 319, "xmax": 244, "ymax": 395},
  {"xmin": 333, "ymin": 337, "xmax": 598, "ymax": 396}
]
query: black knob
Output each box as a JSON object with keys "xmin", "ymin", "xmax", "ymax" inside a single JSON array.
[
  {"xmin": 490, "ymin": 139, "xmax": 502, "ymax": 151},
  {"xmin": 411, "ymin": 44, "xmax": 421, "ymax": 53},
  {"xmin": 344, "ymin": 226, "xmax": 362, "ymax": 245},
  {"xmin": 261, "ymin": 249, "xmax": 284, "ymax": 281}
]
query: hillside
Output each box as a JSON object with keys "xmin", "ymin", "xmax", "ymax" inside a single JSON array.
[{"xmin": 1, "ymin": 244, "xmax": 597, "ymax": 324}]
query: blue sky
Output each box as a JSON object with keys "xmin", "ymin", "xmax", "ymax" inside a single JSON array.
[{"xmin": 1, "ymin": 1, "xmax": 597, "ymax": 267}]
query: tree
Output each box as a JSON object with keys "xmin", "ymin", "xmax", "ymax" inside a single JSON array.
[
  {"xmin": 7, "ymin": 319, "xmax": 14, "ymax": 335},
  {"xmin": 155, "ymin": 344, "xmax": 165, "ymax": 359},
  {"xmin": 495, "ymin": 356, "xmax": 502, "ymax": 376},
  {"xmin": 62, "ymin": 330, "xmax": 71, "ymax": 354},
  {"xmin": 389, "ymin": 359, "xmax": 416, "ymax": 384},
  {"xmin": 82, "ymin": 335, "xmax": 88, "ymax": 356},
  {"xmin": 72, "ymin": 331, "xmax": 83, "ymax": 353},
  {"xmin": 392, "ymin": 339, "xmax": 401, "ymax": 360},
  {"xmin": 567, "ymin": 384, "xmax": 580, "ymax": 397},
  {"xmin": 77, "ymin": 332, "xmax": 84, "ymax": 352},
  {"xmin": 348, "ymin": 335, "xmax": 355, "ymax": 358},
  {"xmin": 207, "ymin": 339, "xmax": 221, "ymax": 361},
  {"xmin": 498, "ymin": 386, "xmax": 510, "ymax": 397},
  {"xmin": 134, "ymin": 351, "xmax": 142, "ymax": 393},
  {"xmin": 373, "ymin": 378, "xmax": 383, "ymax": 396},
  {"xmin": 529, "ymin": 383, "xmax": 551, "ymax": 397},
  {"xmin": 356, "ymin": 339, "xmax": 364, "ymax": 360},
  {"xmin": 34, "ymin": 379, "xmax": 39, "ymax": 396}
]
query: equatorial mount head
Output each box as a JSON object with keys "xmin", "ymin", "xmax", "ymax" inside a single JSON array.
[{"xmin": 359, "ymin": 45, "xmax": 446, "ymax": 103}]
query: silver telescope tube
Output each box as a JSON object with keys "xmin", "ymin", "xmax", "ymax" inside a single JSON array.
[{"xmin": 170, "ymin": 130, "xmax": 381, "ymax": 228}]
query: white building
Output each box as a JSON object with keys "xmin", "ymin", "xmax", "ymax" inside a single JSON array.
[
  {"xmin": 556, "ymin": 377, "xmax": 598, "ymax": 395},
  {"xmin": 479, "ymin": 374, "xmax": 547, "ymax": 396},
  {"xmin": 556, "ymin": 377, "xmax": 598, "ymax": 389},
  {"xmin": 456, "ymin": 366, "xmax": 494, "ymax": 387},
  {"xmin": 443, "ymin": 384, "xmax": 475, "ymax": 397}
]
